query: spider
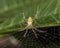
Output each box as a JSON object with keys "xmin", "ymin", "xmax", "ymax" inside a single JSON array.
[
  {"xmin": 22, "ymin": 16, "xmax": 46, "ymax": 38},
  {"xmin": 21, "ymin": 7, "xmax": 46, "ymax": 38}
]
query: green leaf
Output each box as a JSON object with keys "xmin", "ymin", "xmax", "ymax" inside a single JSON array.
[{"xmin": 0, "ymin": 0, "xmax": 60, "ymax": 34}]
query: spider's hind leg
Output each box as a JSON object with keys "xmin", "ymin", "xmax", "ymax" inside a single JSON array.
[
  {"xmin": 23, "ymin": 28, "xmax": 28, "ymax": 37},
  {"xmin": 32, "ymin": 26, "xmax": 46, "ymax": 33},
  {"xmin": 32, "ymin": 29, "xmax": 38, "ymax": 38}
]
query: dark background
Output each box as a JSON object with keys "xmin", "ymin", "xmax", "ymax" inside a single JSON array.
[{"xmin": 0, "ymin": 26, "xmax": 60, "ymax": 48}]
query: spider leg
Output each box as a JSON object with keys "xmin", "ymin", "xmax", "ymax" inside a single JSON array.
[
  {"xmin": 32, "ymin": 26, "xmax": 46, "ymax": 33},
  {"xmin": 32, "ymin": 29, "xmax": 38, "ymax": 38},
  {"xmin": 23, "ymin": 28, "xmax": 28, "ymax": 37},
  {"xmin": 20, "ymin": 26, "xmax": 28, "ymax": 31},
  {"xmin": 33, "ymin": 6, "xmax": 40, "ymax": 21},
  {"xmin": 22, "ymin": 12, "xmax": 27, "ymax": 21},
  {"xmin": 19, "ymin": 12, "xmax": 28, "ymax": 32}
]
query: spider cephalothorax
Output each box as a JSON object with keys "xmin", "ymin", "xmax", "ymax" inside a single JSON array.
[{"xmin": 23, "ymin": 16, "xmax": 46, "ymax": 38}]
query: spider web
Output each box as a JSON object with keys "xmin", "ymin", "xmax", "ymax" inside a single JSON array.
[{"xmin": 0, "ymin": 26, "xmax": 60, "ymax": 48}]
